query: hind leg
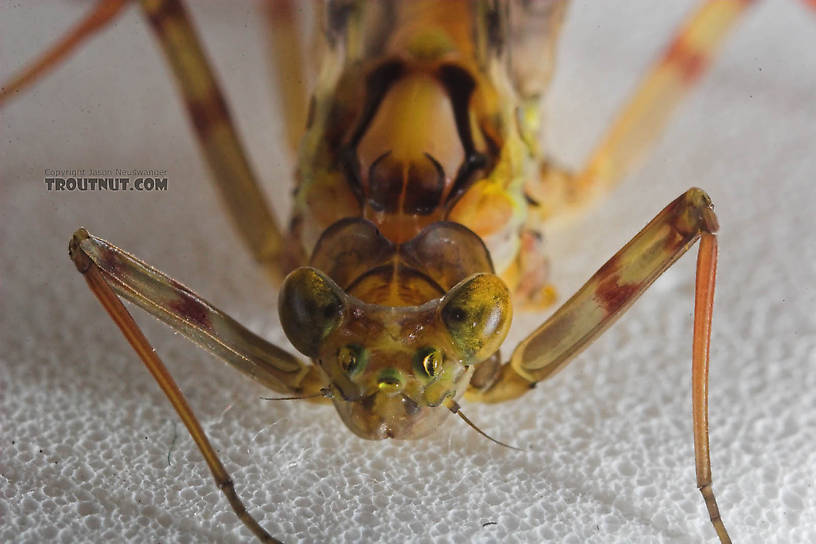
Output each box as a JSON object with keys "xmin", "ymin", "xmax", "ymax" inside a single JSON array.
[{"xmin": 526, "ymin": 0, "xmax": 756, "ymax": 224}]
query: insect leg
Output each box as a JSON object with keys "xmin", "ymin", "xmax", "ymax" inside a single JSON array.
[
  {"xmin": 263, "ymin": 0, "xmax": 311, "ymax": 156},
  {"xmin": 70, "ymin": 228, "xmax": 325, "ymax": 396},
  {"xmin": 509, "ymin": 227, "xmax": 557, "ymax": 310},
  {"xmin": 528, "ymin": 0, "xmax": 754, "ymax": 222},
  {"xmin": 467, "ymin": 188, "xmax": 730, "ymax": 543},
  {"xmin": 139, "ymin": 0, "xmax": 303, "ymax": 281},
  {"xmin": 0, "ymin": 0, "xmax": 129, "ymax": 106},
  {"xmin": 69, "ymin": 231, "xmax": 294, "ymax": 543}
]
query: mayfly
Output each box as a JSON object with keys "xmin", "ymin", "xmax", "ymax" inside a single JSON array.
[{"xmin": 4, "ymin": 0, "xmax": 796, "ymax": 542}]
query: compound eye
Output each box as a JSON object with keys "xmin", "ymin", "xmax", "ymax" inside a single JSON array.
[
  {"xmin": 338, "ymin": 344, "xmax": 367, "ymax": 375},
  {"xmin": 440, "ymin": 274, "xmax": 511, "ymax": 362},
  {"xmin": 278, "ymin": 267, "xmax": 345, "ymax": 357},
  {"xmin": 414, "ymin": 347, "xmax": 444, "ymax": 378}
]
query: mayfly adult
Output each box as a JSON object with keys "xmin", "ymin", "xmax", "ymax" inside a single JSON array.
[{"xmin": 7, "ymin": 0, "xmax": 811, "ymax": 542}]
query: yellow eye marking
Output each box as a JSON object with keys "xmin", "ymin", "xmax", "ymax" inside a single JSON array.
[
  {"xmin": 422, "ymin": 351, "xmax": 441, "ymax": 377},
  {"xmin": 338, "ymin": 345, "xmax": 363, "ymax": 374},
  {"xmin": 415, "ymin": 347, "xmax": 444, "ymax": 378}
]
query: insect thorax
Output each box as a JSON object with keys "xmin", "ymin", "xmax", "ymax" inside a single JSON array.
[{"xmin": 291, "ymin": 0, "xmax": 567, "ymax": 286}]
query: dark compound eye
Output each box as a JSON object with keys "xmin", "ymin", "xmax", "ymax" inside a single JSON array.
[
  {"xmin": 323, "ymin": 302, "xmax": 341, "ymax": 319},
  {"xmin": 447, "ymin": 307, "xmax": 467, "ymax": 323},
  {"xmin": 338, "ymin": 344, "xmax": 367, "ymax": 375},
  {"xmin": 440, "ymin": 274, "xmax": 512, "ymax": 362},
  {"xmin": 279, "ymin": 267, "xmax": 345, "ymax": 357},
  {"xmin": 414, "ymin": 347, "xmax": 444, "ymax": 378}
]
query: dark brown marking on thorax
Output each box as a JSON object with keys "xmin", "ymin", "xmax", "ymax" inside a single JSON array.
[
  {"xmin": 438, "ymin": 64, "xmax": 487, "ymax": 206},
  {"xmin": 338, "ymin": 59, "xmax": 489, "ymax": 242}
]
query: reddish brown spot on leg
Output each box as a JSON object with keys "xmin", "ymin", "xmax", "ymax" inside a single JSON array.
[
  {"xmin": 663, "ymin": 38, "xmax": 708, "ymax": 83},
  {"xmin": 594, "ymin": 274, "xmax": 641, "ymax": 315},
  {"xmin": 98, "ymin": 246, "xmax": 123, "ymax": 276},
  {"xmin": 168, "ymin": 293, "xmax": 211, "ymax": 330},
  {"xmin": 142, "ymin": 0, "xmax": 186, "ymax": 31},
  {"xmin": 186, "ymin": 87, "xmax": 230, "ymax": 135}
]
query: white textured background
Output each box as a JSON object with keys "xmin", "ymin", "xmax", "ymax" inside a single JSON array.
[{"xmin": 2, "ymin": 1, "xmax": 815, "ymax": 543}]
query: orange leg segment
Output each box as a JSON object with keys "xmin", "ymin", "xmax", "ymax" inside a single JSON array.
[
  {"xmin": 68, "ymin": 229, "xmax": 318, "ymax": 543},
  {"xmin": 693, "ymin": 232, "xmax": 729, "ymax": 542},
  {"xmin": 0, "ymin": 0, "xmax": 130, "ymax": 106},
  {"xmin": 468, "ymin": 188, "xmax": 730, "ymax": 543},
  {"xmin": 70, "ymin": 254, "xmax": 281, "ymax": 543}
]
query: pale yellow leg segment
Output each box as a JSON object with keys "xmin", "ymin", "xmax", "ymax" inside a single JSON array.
[
  {"xmin": 467, "ymin": 188, "xmax": 730, "ymax": 543},
  {"xmin": 264, "ymin": 0, "xmax": 310, "ymax": 155},
  {"xmin": 70, "ymin": 232, "xmax": 283, "ymax": 543},
  {"xmin": 140, "ymin": 0, "xmax": 300, "ymax": 281},
  {"xmin": 528, "ymin": 0, "xmax": 755, "ymax": 221},
  {"xmin": 0, "ymin": 0, "xmax": 130, "ymax": 106}
]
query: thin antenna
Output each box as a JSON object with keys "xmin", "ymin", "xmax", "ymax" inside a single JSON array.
[
  {"xmin": 445, "ymin": 399, "xmax": 524, "ymax": 451},
  {"xmin": 260, "ymin": 388, "xmax": 332, "ymax": 401}
]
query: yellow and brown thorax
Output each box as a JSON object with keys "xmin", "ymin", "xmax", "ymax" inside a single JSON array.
[{"xmin": 290, "ymin": 0, "xmax": 566, "ymax": 301}]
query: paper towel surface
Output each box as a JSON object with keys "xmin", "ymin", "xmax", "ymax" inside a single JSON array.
[{"xmin": 2, "ymin": 1, "xmax": 815, "ymax": 543}]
